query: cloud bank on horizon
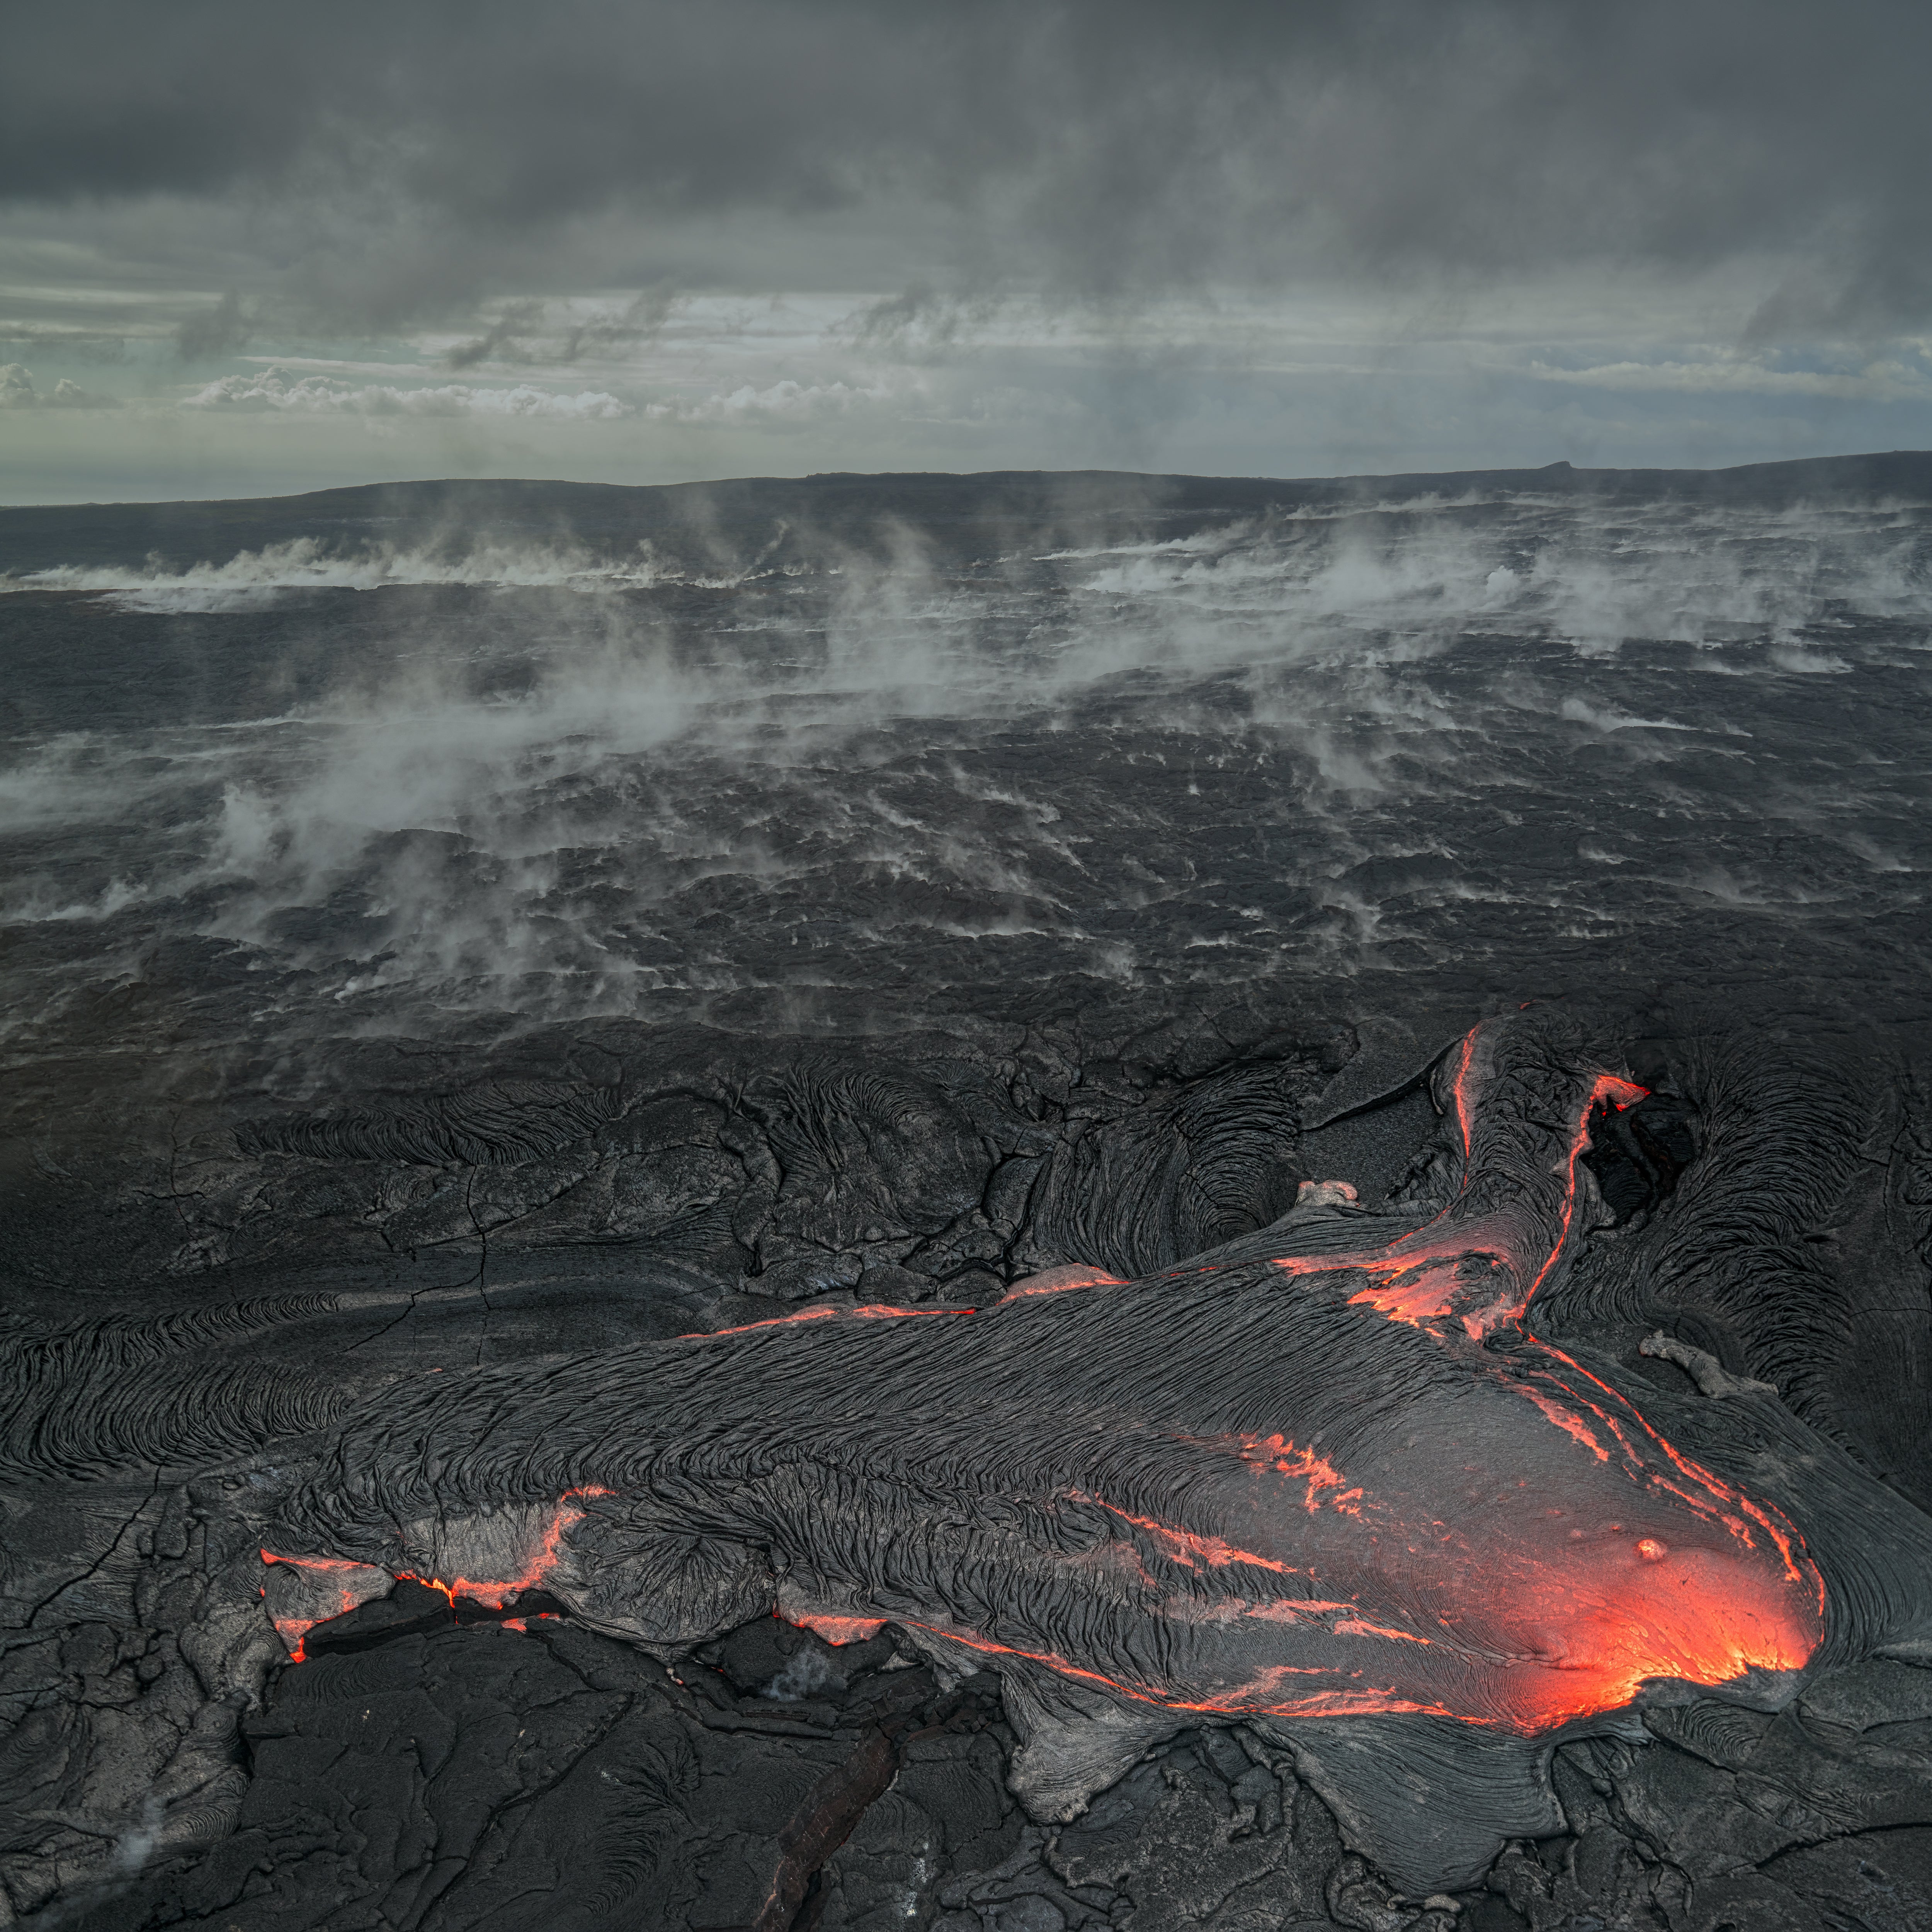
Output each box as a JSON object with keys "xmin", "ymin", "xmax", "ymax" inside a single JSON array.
[{"xmin": 3, "ymin": 0, "xmax": 1931, "ymax": 500}]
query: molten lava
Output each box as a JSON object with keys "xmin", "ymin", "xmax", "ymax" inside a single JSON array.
[
  {"xmin": 259, "ymin": 1550, "xmax": 390, "ymax": 1662},
  {"xmin": 264, "ymin": 1486, "xmax": 614, "ymax": 1659},
  {"xmin": 749, "ymin": 1021, "xmax": 1823, "ymax": 1734},
  {"xmin": 785, "ymin": 1612, "xmax": 888, "ymax": 1645}
]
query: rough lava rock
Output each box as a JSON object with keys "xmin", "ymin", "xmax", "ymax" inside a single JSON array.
[{"xmin": 6, "ymin": 462, "xmax": 1932, "ymax": 1929}]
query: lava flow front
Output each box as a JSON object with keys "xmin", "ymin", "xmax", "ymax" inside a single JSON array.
[{"xmin": 262, "ymin": 1488, "xmax": 611, "ymax": 1659}]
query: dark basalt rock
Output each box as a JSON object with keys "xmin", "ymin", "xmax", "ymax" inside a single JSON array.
[{"xmin": 5, "ymin": 462, "xmax": 1932, "ymax": 1929}]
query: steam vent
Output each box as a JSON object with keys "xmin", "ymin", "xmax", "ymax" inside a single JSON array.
[{"xmin": 7, "ymin": 459, "xmax": 1932, "ymax": 1930}]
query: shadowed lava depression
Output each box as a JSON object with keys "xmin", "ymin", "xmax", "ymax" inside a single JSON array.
[{"xmin": 5, "ymin": 457, "xmax": 1932, "ymax": 1932}]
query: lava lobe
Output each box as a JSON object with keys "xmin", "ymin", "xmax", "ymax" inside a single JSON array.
[{"xmin": 263, "ymin": 1014, "xmax": 1823, "ymax": 1749}]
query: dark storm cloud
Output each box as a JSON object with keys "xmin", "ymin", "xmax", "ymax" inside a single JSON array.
[{"xmin": 4, "ymin": 0, "xmax": 1929, "ymax": 330}]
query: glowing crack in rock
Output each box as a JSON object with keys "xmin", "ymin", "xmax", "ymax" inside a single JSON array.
[{"xmin": 263, "ymin": 1487, "xmax": 614, "ymax": 1657}]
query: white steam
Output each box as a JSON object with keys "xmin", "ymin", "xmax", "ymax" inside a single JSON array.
[
  {"xmin": 1, "ymin": 490, "xmax": 1927, "ymax": 1048},
  {"xmin": 8, "ymin": 537, "xmax": 672, "ymax": 609}
]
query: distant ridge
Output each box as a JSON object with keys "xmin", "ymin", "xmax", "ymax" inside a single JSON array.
[{"xmin": 3, "ymin": 451, "xmax": 1929, "ymax": 577}]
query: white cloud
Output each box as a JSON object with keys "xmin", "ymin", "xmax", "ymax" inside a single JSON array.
[
  {"xmin": 0, "ymin": 362, "xmax": 121, "ymax": 408},
  {"xmin": 643, "ymin": 376, "xmax": 907, "ymax": 426},
  {"xmin": 180, "ymin": 366, "xmax": 633, "ymax": 418},
  {"xmin": 636, "ymin": 369, "xmax": 1091, "ymax": 431},
  {"xmin": 1525, "ymin": 355, "xmax": 1932, "ymax": 403}
]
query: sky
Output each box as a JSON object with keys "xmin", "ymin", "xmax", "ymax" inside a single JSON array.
[{"xmin": 3, "ymin": 0, "xmax": 1932, "ymax": 503}]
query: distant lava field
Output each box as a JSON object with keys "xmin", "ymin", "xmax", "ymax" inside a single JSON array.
[{"xmin": 5, "ymin": 457, "xmax": 1932, "ymax": 1932}]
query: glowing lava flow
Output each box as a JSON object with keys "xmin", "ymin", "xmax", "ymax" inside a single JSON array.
[
  {"xmin": 259, "ymin": 1551, "xmax": 388, "ymax": 1662},
  {"xmin": 1521, "ymin": 1344, "xmax": 1822, "ymax": 1612},
  {"xmin": 751, "ymin": 1022, "xmax": 1823, "ymax": 1735},
  {"xmin": 1519, "ymin": 1073, "xmax": 1650, "ymax": 1311},
  {"xmin": 263, "ymin": 1486, "xmax": 614, "ymax": 1660},
  {"xmin": 783, "ymin": 1612, "xmax": 888, "ymax": 1645},
  {"xmin": 259, "ymin": 1015, "xmax": 1825, "ymax": 1738},
  {"xmin": 1235, "ymin": 1435, "xmax": 1364, "ymax": 1515},
  {"xmin": 864, "ymin": 1417, "xmax": 1821, "ymax": 1736},
  {"xmin": 1197, "ymin": 1023, "xmax": 1825, "ymax": 1729},
  {"xmin": 996, "ymin": 1264, "xmax": 1129, "ymax": 1304},
  {"xmin": 394, "ymin": 1486, "xmax": 613, "ymax": 1609},
  {"xmin": 893, "ymin": 1617, "xmax": 1467, "ymax": 1725},
  {"xmin": 1081, "ymin": 1495, "xmax": 1302, "ymax": 1572},
  {"xmin": 1267, "ymin": 1037, "xmax": 1647, "ymax": 1340}
]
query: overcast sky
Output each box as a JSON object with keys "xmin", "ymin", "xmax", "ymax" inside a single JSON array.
[{"xmin": 3, "ymin": 0, "xmax": 1930, "ymax": 502}]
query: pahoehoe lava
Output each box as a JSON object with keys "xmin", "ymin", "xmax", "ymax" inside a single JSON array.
[{"xmin": 6, "ymin": 460, "xmax": 1932, "ymax": 1930}]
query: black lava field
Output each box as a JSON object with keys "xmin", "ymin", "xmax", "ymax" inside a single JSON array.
[{"xmin": 5, "ymin": 456, "xmax": 1932, "ymax": 1932}]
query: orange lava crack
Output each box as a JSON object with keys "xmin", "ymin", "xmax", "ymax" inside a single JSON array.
[
  {"xmin": 263, "ymin": 1485, "xmax": 615, "ymax": 1659},
  {"xmin": 896, "ymin": 1617, "xmax": 1469, "ymax": 1724}
]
